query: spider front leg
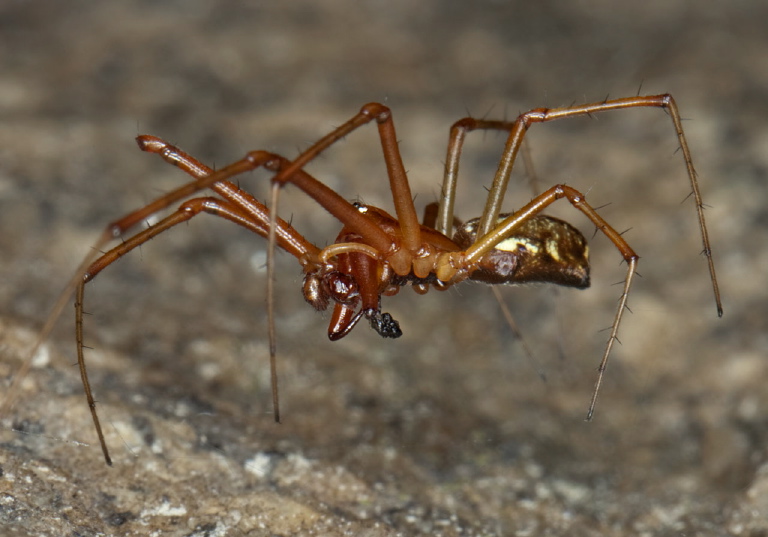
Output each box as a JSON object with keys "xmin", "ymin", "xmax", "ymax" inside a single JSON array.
[
  {"xmin": 70, "ymin": 136, "xmax": 350, "ymax": 465},
  {"xmin": 255, "ymin": 102, "xmax": 430, "ymax": 355},
  {"xmin": 75, "ymin": 194, "xmax": 320, "ymax": 465},
  {"xmin": 264, "ymin": 102, "xmax": 428, "ymax": 283},
  {"xmin": 0, "ymin": 139, "xmax": 278, "ymax": 422}
]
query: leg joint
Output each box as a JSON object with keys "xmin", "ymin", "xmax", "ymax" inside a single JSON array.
[{"xmin": 360, "ymin": 102, "xmax": 391, "ymax": 122}]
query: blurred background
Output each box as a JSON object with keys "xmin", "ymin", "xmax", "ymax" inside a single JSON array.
[{"xmin": 0, "ymin": 1, "xmax": 766, "ymax": 535}]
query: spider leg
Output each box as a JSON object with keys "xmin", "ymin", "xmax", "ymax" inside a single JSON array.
[
  {"xmin": 0, "ymin": 139, "xmax": 319, "ymax": 427},
  {"xmin": 142, "ymin": 127, "xmax": 424, "ymax": 427},
  {"xmin": 76, "ymin": 195, "xmax": 313, "ymax": 465},
  {"xmin": 16, "ymin": 135, "xmax": 332, "ymax": 464},
  {"xmin": 140, "ymin": 130, "xmax": 421, "ymax": 418},
  {"xmin": 247, "ymin": 103, "xmax": 424, "ymax": 401},
  {"xmin": 439, "ymin": 119, "xmax": 549, "ymax": 378},
  {"xmin": 438, "ymin": 118, "xmax": 518, "ymax": 237},
  {"xmin": 438, "ymin": 119, "xmax": 540, "ymax": 237},
  {"xmin": 266, "ymin": 103, "xmax": 423, "ymax": 276},
  {"xmin": 135, "ymin": 136, "xmax": 319, "ymax": 260},
  {"xmin": 272, "ymin": 103, "xmax": 421, "ymax": 248},
  {"xmin": 441, "ymin": 124, "xmax": 552, "ymax": 378},
  {"xmin": 489, "ymin": 95, "xmax": 719, "ymax": 315},
  {"xmin": 435, "ymin": 94, "xmax": 721, "ymax": 421},
  {"xmin": 439, "ymin": 95, "xmax": 721, "ymax": 316},
  {"xmin": 0, "ymin": 237, "xmax": 107, "ymax": 424},
  {"xmin": 84, "ymin": 198, "xmax": 315, "ymax": 281},
  {"xmin": 460, "ymin": 183, "xmax": 636, "ymax": 420}
]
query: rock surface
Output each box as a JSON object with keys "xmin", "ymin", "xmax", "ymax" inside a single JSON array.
[{"xmin": 1, "ymin": 2, "xmax": 766, "ymax": 535}]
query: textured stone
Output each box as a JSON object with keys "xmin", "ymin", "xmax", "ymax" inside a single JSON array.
[{"xmin": 1, "ymin": 2, "xmax": 765, "ymax": 535}]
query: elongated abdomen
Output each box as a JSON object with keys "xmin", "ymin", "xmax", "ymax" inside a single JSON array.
[{"xmin": 454, "ymin": 214, "xmax": 590, "ymax": 288}]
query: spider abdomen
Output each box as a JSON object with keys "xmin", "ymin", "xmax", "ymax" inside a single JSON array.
[{"xmin": 454, "ymin": 214, "xmax": 590, "ymax": 288}]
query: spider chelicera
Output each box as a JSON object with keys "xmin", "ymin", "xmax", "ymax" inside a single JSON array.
[{"xmin": 3, "ymin": 94, "xmax": 722, "ymax": 465}]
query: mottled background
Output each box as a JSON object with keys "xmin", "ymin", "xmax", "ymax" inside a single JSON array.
[{"xmin": 1, "ymin": 1, "xmax": 766, "ymax": 535}]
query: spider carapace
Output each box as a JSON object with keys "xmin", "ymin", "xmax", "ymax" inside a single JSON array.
[{"xmin": 1, "ymin": 95, "xmax": 721, "ymax": 465}]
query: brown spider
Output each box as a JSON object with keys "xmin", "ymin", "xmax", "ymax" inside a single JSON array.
[{"xmin": 3, "ymin": 95, "xmax": 721, "ymax": 465}]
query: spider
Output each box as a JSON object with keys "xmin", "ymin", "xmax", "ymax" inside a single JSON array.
[{"xmin": 3, "ymin": 94, "xmax": 721, "ymax": 465}]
